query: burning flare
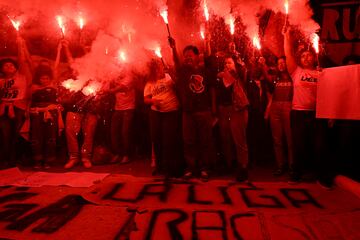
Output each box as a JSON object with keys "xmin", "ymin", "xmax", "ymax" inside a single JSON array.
[
  {"xmin": 228, "ymin": 15, "xmax": 235, "ymax": 35},
  {"xmin": 78, "ymin": 16, "xmax": 85, "ymax": 30},
  {"xmin": 252, "ymin": 36, "xmax": 261, "ymax": 50},
  {"xmin": 284, "ymin": 0, "xmax": 289, "ymax": 15},
  {"xmin": 62, "ymin": 79, "xmax": 83, "ymax": 92},
  {"xmin": 311, "ymin": 33, "xmax": 320, "ymax": 54},
  {"xmin": 82, "ymin": 81, "xmax": 101, "ymax": 96},
  {"xmin": 203, "ymin": 0, "xmax": 209, "ymax": 22},
  {"xmin": 56, "ymin": 16, "xmax": 65, "ymax": 37},
  {"xmin": 160, "ymin": 8, "xmax": 168, "ymax": 24},
  {"xmin": 200, "ymin": 25, "xmax": 205, "ymax": 40},
  {"xmin": 8, "ymin": 16, "xmax": 20, "ymax": 31},
  {"xmin": 154, "ymin": 47, "xmax": 162, "ymax": 58},
  {"xmin": 119, "ymin": 50, "xmax": 127, "ymax": 62}
]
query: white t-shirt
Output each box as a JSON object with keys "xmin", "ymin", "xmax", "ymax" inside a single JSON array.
[
  {"xmin": 291, "ymin": 67, "xmax": 320, "ymax": 111},
  {"xmin": 144, "ymin": 74, "xmax": 180, "ymax": 112},
  {"xmin": 114, "ymin": 76, "xmax": 136, "ymax": 111},
  {"xmin": 0, "ymin": 73, "xmax": 29, "ymax": 110}
]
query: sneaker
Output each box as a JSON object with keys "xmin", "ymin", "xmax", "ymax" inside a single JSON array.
[
  {"xmin": 82, "ymin": 158, "xmax": 92, "ymax": 168},
  {"xmin": 200, "ymin": 170, "xmax": 209, "ymax": 182},
  {"xmin": 64, "ymin": 158, "xmax": 78, "ymax": 169},
  {"xmin": 110, "ymin": 155, "xmax": 120, "ymax": 164},
  {"xmin": 120, "ymin": 156, "xmax": 130, "ymax": 164},
  {"xmin": 288, "ymin": 172, "xmax": 301, "ymax": 184},
  {"xmin": 183, "ymin": 171, "xmax": 193, "ymax": 180},
  {"xmin": 273, "ymin": 168, "xmax": 285, "ymax": 176},
  {"xmin": 42, "ymin": 162, "xmax": 51, "ymax": 169},
  {"xmin": 33, "ymin": 162, "xmax": 42, "ymax": 170},
  {"xmin": 317, "ymin": 179, "xmax": 333, "ymax": 190},
  {"xmin": 236, "ymin": 168, "xmax": 249, "ymax": 183}
]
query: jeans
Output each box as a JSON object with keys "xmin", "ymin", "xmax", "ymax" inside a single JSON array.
[
  {"xmin": 0, "ymin": 107, "xmax": 25, "ymax": 164},
  {"xmin": 218, "ymin": 105, "xmax": 248, "ymax": 169},
  {"xmin": 150, "ymin": 110, "xmax": 182, "ymax": 177},
  {"xmin": 111, "ymin": 110, "xmax": 134, "ymax": 157},
  {"xmin": 65, "ymin": 112, "xmax": 98, "ymax": 159},
  {"xmin": 182, "ymin": 111, "xmax": 214, "ymax": 173},
  {"xmin": 269, "ymin": 101, "xmax": 293, "ymax": 169},
  {"xmin": 291, "ymin": 110, "xmax": 334, "ymax": 181},
  {"xmin": 30, "ymin": 111, "xmax": 58, "ymax": 162}
]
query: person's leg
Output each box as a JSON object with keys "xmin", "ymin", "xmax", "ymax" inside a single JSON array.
[
  {"xmin": 270, "ymin": 102, "xmax": 286, "ymax": 174},
  {"xmin": 110, "ymin": 111, "xmax": 123, "ymax": 159},
  {"xmin": 218, "ymin": 106, "xmax": 235, "ymax": 169},
  {"xmin": 43, "ymin": 111, "xmax": 58, "ymax": 166},
  {"xmin": 182, "ymin": 112, "xmax": 197, "ymax": 177},
  {"xmin": 150, "ymin": 110, "xmax": 162, "ymax": 174},
  {"xmin": 81, "ymin": 113, "xmax": 98, "ymax": 167},
  {"xmin": 230, "ymin": 109, "xmax": 249, "ymax": 181},
  {"xmin": 120, "ymin": 110, "xmax": 134, "ymax": 163},
  {"xmin": 290, "ymin": 110, "xmax": 307, "ymax": 182},
  {"xmin": 161, "ymin": 111, "xmax": 181, "ymax": 177},
  {"xmin": 282, "ymin": 103, "xmax": 294, "ymax": 172},
  {"xmin": 195, "ymin": 111, "xmax": 214, "ymax": 180},
  {"xmin": 30, "ymin": 113, "xmax": 44, "ymax": 167},
  {"xmin": 65, "ymin": 112, "xmax": 82, "ymax": 168}
]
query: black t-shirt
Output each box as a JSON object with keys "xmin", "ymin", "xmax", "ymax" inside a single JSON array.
[
  {"xmin": 176, "ymin": 59, "xmax": 215, "ymax": 112},
  {"xmin": 31, "ymin": 86, "xmax": 58, "ymax": 107}
]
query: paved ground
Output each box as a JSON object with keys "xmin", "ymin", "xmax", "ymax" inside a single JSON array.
[{"xmin": 0, "ymin": 158, "xmax": 358, "ymax": 239}]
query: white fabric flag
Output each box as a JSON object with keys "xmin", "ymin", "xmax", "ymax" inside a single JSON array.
[{"xmin": 316, "ymin": 64, "xmax": 360, "ymax": 120}]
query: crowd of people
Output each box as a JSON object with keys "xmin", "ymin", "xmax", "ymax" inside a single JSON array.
[{"xmin": 1, "ymin": 27, "xmax": 359, "ymax": 189}]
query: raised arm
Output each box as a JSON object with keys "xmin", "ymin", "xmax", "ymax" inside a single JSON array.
[
  {"xmin": 53, "ymin": 42, "xmax": 62, "ymax": 81},
  {"xmin": 16, "ymin": 36, "xmax": 32, "ymax": 84},
  {"xmin": 283, "ymin": 27, "xmax": 297, "ymax": 74},
  {"xmin": 62, "ymin": 40, "xmax": 74, "ymax": 65},
  {"xmin": 168, "ymin": 37, "xmax": 180, "ymax": 69}
]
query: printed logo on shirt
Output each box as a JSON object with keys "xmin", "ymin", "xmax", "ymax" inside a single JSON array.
[
  {"xmin": 189, "ymin": 75, "xmax": 204, "ymax": 93},
  {"xmin": 152, "ymin": 84, "xmax": 168, "ymax": 97},
  {"xmin": 300, "ymin": 73, "xmax": 317, "ymax": 83},
  {"xmin": 1, "ymin": 79, "xmax": 19, "ymax": 99}
]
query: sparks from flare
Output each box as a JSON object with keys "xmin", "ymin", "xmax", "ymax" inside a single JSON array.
[
  {"xmin": 62, "ymin": 79, "xmax": 83, "ymax": 92},
  {"xmin": 56, "ymin": 16, "xmax": 65, "ymax": 38},
  {"xmin": 154, "ymin": 47, "xmax": 162, "ymax": 58},
  {"xmin": 78, "ymin": 16, "xmax": 84, "ymax": 30},
  {"xmin": 160, "ymin": 8, "xmax": 168, "ymax": 24},
  {"xmin": 284, "ymin": 0, "xmax": 289, "ymax": 15},
  {"xmin": 253, "ymin": 36, "xmax": 261, "ymax": 50},
  {"xmin": 82, "ymin": 82, "xmax": 101, "ymax": 96},
  {"xmin": 203, "ymin": 0, "xmax": 209, "ymax": 22},
  {"xmin": 119, "ymin": 50, "xmax": 127, "ymax": 62},
  {"xmin": 200, "ymin": 25, "xmax": 205, "ymax": 40},
  {"xmin": 228, "ymin": 15, "xmax": 235, "ymax": 35},
  {"xmin": 8, "ymin": 16, "xmax": 20, "ymax": 31},
  {"xmin": 312, "ymin": 33, "xmax": 320, "ymax": 54}
]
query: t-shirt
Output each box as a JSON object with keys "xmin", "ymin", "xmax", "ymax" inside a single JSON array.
[
  {"xmin": 144, "ymin": 74, "xmax": 180, "ymax": 112},
  {"xmin": 272, "ymin": 73, "xmax": 293, "ymax": 102},
  {"xmin": 291, "ymin": 67, "xmax": 320, "ymax": 111},
  {"xmin": 0, "ymin": 73, "xmax": 29, "ymax": 110},
  {"xmin": 176, "ymin": 61, "xmax": 214, "ymax": 112},
  {"xmin": 114, "ymin": 76, "xmax": 136, "ymax": 111},
  {"xmin": 31, "ymin": 85, "xmax": 58, "ymax": 108}
]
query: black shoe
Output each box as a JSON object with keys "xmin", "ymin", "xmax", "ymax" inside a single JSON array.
[
  {"xmin": 317, "ymin": 179, "xmax": 333, "ymax": 190},
  {"xmin": 273, "ymin": 168, "xmax": 286, "ymax": 176},
  {"xmin": 236, "ymin": 168, "xmax": 249, "ymax": 183},
  {"xmin": 183, "ymin": 171, "xmax": 193, "ymax": 180},
  {"xmin": 200, "ymin": 171, "xmax": 209, "ymax": 182},
  {"xmin": 288, "ymin": 172, "xmax": 301, "ymax": 184}
]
